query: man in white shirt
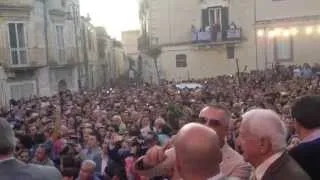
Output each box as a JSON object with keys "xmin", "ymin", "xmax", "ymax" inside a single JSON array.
[
  {"xmin": 134, "ymin": 104, "xmax": 251, "ymax": 180},
  {"xmin": 238, "ymin": 109, "xmax": 310, "ymax": 180}
]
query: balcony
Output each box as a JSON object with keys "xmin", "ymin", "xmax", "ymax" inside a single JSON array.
[
  {"xmin": 0, "ymin": 0, "xmax": 33, "ymax": 7},
  {"xmin": 0, "ymin": 48, "xmax": 46, "ymax": 70},
  {"xmin": 0, "ymin": 0, "xmax": 33, "ymax": 10},
  {"xmin": 192, "ymin": 25, "xmax": 242, "ymax": 47}
]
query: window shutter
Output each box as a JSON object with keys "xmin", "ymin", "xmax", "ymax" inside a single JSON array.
[
  {"xmin": 221, "ymin": 7, "xmax": 229, "ymax": 40},
  {"xmin": 202, "ymin": 9, "xmax": 209, "ymax": 30}
]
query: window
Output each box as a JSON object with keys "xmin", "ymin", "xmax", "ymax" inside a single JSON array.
[
  {"xmin": 202, "ymin": 7, "xmax": 228, "ymax": 33},
  {"xmin": 8, "ymin": 23, "xmax": 27, "ymax": 65},
  {"xmin": 72, "ymin": 6, "xmax": 80, "ymax": 26},
  {"xmin": 56, "ymin": 25, "xmax": 65, "ymax": 63},
  {"xmin": 9, "ymin": 81, "xmax": 35, "ymax": 100},
  {"xmin": 176, "ymin": 54, "xmax": 187, "ymax": 68},
  {"xmin": 274, "ymin": 37, "xmax": 293, "ymax": 62}
]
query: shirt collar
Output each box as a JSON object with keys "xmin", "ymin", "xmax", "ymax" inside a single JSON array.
[
  {"xmin": 0, "ymin": 156, "xmax": 15, "ymax": 164},
  {"xmin": 255, "ymin": 151, "xmax": 284, "ymax": 180},
  {"xmin": 301, "ymin": 128, "xmax": 320, "ymax": 143}
]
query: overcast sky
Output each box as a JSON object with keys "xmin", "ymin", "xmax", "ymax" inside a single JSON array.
[{"xmin": 80, "ymin": 0, "xmax": 140, "ymax": 40}]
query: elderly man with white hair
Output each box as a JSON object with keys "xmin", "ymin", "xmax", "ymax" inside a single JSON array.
[
  {"xmin": 77, "ymin": 160, "xmax": 100, "ymax": 180},
  {"xmin": 154, "ymin": 117, "xmax": 171, "ymax": 146},
  {"xmin": 112, "ymin": 115, "xmax": 127, "ymax": 135},
  {"xmin": 238, "ymin": 109, "xmax": 310, "ymax": 180},
  {"xmin": 134, "ymin": 104, "xmax": 252, "ymax": 180}
]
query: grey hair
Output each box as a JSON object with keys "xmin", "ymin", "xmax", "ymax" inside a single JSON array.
[
  {"xmin": 242, "ymin": 109, "xmax": 288, "ymax": 152},
  {"xmin": 0, "ymin": 118, "xmax": 16, "ymax": 155},
  {"xmin": 81, "ymin": 160, "xmax": 96, "ymax": 171},
  {"xmin": 155, "ymin": 117, "xmax": 166, "ymax": 125},
  {"xmin": 207, "ymin": 103, "xmax": 232, "ymax": 127}
]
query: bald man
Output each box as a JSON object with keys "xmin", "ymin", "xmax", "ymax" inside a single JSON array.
[
  {"xmin": 175, "ymin": 123, "xmax": 222, "ymax": 180},
  {"xmin": 134, "ymin": 105, "xmax": 251, "ymax": 179}
]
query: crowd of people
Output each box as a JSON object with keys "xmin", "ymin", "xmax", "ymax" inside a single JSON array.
[{"xmin": 0, "ymin": 63, "xmax": 319, "ymax": 180}]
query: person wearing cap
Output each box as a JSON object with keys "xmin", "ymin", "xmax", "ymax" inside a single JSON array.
[{"xmin": 0, "ymin": 118, "xmax": 62, "ymax": 180}]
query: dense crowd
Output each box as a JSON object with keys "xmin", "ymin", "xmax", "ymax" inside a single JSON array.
[{"xmin": 0, "ymin": 63, "xmax": 319, "ymax": 180}]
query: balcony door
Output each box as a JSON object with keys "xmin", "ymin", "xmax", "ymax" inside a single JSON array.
[
  {"xmin": 8, "ymin": 23, "xmax": 27, "ymax": 65},
  {"xmin": 208, "ymin": 7, "xmax": 222, "ymax": 32},
  {"xmin": 56, "ymin": 25, "xmax": 65, "ymax": 63},
  {"xmin": 202, "ymin": 7, "xmax": 229, "ymax": 39}
]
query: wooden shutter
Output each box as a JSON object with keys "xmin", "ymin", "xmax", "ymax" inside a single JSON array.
[{"xmin": 221, "ymin": 7, "xmax": 229, "ymax": 40}]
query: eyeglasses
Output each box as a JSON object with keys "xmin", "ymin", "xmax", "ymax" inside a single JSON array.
[{"xmin": 197, "ymin": 117, "xmax": 223, "ymax": 127}]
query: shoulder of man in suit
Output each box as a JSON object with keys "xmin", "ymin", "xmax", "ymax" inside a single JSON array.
[{"xmin": 27, "ymin": 163, "xmax": 60, "ymax": 174}]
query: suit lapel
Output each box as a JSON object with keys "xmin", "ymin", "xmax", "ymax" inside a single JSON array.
[{"xmin": 262, "ymin": 152, "xmax": 289, "ymax": 180}]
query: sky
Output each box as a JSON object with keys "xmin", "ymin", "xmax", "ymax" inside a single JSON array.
[{"xmin": 80, "ymin": 0, "xmax": 140, "ymax": 40}]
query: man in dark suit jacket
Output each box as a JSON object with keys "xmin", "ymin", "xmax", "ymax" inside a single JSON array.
[
  {"xmin": 290, "ymin": 95, "xmax": 320, "ymax": 180},
  {"xmin": 262, "ymin": 152, "xmax": 310, "ymax": 180},
  {"xmin": 238, "ymin": 109, "xmax": 310, "ymax": 180},
  {"xmin": 0, "ymin": 118, "xmax": 62, "ymax": 180}
]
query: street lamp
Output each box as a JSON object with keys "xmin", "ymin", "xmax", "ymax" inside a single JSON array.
[
  {"xmin": 290, "ymin": 27, "xmax": 298, "ymax": 36},
  {"xmin": 306, "ymin": 26, "xmax": 314, "ymax": 35},
  {"xmin": 273, "ymin": 28, "xmax": 282, "ymax": 37},
  {"xmin": 282, "ymin": 30, "xmax": 290, "ymax": 38},
  {"xmin": 257, "ymin": 29, "xmax": 265, "ymax": 37},
  {"xmin": 268, "ymin": 31, "xmax": 274, "ymax": 39}
]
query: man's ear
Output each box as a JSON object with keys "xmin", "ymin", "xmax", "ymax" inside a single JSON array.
[{"xmin": 259, "ymin": 137, "xmax": 272, "ymax": 154}]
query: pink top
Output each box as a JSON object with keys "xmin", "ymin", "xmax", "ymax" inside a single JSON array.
[{"xmin": 125, "ymin": 157, "xmax": 143, "ymax": 180}]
